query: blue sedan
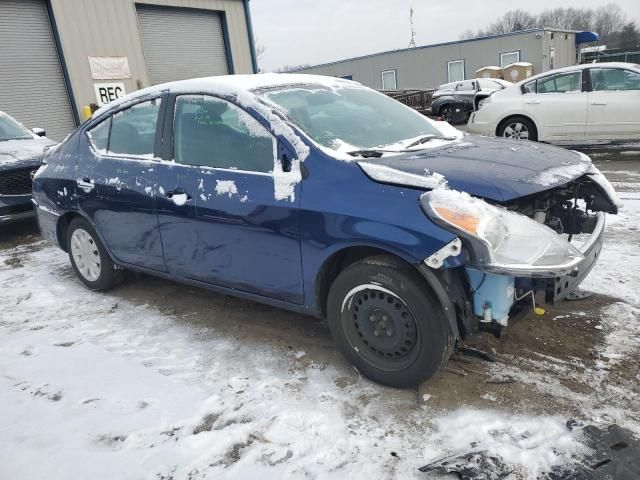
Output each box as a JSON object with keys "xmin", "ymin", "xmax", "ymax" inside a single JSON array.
[{"xmin": 32, "ymin": 74, "xmax": 620, "ymax": 387}]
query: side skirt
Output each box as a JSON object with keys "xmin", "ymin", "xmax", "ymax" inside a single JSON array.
[{"xmin": 114, "ymin": 261, "xmax": 318, "ymax": 318}]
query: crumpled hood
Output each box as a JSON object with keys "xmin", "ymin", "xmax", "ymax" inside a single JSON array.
[
  {"xmin": 0, "ymin": 137, "xmax": 57, "ymax": 169},
  {"xmin": 360, "ymin": 135, "xmax": 592, "ymax": 202}
]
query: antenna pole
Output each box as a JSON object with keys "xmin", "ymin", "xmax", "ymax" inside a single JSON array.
[{"xmin": 409, "ymin": 7, "xmax": 417, "ymax": 48}]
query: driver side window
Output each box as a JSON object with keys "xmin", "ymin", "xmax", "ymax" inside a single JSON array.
[{"xmin": 173, "ymin": 95, "xmax": 275, "ymax": 173}]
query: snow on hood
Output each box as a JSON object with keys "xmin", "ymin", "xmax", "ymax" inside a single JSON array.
[
  {"xmin": 357, "ymin": 136, "xmax": 597, "ymax": 202},
  {"xmin": 0, "ymin": 137, "xmax": 56, "ymax": 167},
  {"xmin": 358, "ymin": 162, "xmax": 447, "ymax": 190},
  {"xmin": 530, "ymin": 154, "xmax": 592, "ymax": 187},
  {"xmin": 578, "ymin": 152, "xmax": 624, "ymax": 210}
]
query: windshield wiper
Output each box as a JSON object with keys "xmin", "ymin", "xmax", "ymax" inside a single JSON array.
[
  {"xmin": 347, "ymin": 149, "xmax": 386, "ymax": 158},
  {"xmin": 405, "ymin": 134, "xmax": 457, "ymax": 149}
]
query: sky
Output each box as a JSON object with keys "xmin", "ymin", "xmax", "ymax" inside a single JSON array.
[{"xmin": 249, "ymin": 0, "xmax": 640, "ymax": 72}]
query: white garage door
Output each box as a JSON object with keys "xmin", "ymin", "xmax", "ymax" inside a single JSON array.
[
  {"xmin": 136, "ymin": 5, "xmax": 229, "ymax": 86},
  {"xmin": 0, "ymin": 0, "xmax": 76, "ymax": 141}
]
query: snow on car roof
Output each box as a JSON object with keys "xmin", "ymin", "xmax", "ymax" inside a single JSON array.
[
  {"xmin": 513, "ymin": 62, "xmax": 640, "ymax": 86},
  {"xmin": 93, "ymin": 73, "xmax": 358, "ymax": 118},
  {"xmin": 93, "ymin": 74, "xmax": 359, "ymax": 203}
]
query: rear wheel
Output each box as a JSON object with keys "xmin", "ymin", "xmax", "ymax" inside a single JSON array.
[
  {"xmin": 67, "ymin": 217, "xmax": 122, "ymax": 291},
  {"xmin": 498, "ymin": 116, "xmax": 537, "ymax": 141},
  {"xmin": 327, "ymin": 255, "xmax": 453, "ymax": 388}
]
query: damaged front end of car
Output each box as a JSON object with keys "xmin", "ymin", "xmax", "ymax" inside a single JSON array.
[{"xmin": 419, "ymin": 160, "xmax": 621, "ymax": 337}]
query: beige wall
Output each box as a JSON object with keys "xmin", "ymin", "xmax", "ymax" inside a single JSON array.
[
  {"xmin": 542, "ymin": 31, "xmax": 577, "ymax": 71},
  {"xmin": 298, "ymin": 30, "xmax": 578, "ymax": 90},
  {"xmin": 50, "ymin": 0, "xmax": 254, "ymax": 116}
]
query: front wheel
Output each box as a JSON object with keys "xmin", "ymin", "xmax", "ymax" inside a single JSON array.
[
  {"xmin": 497, "ymin": 116, "xmax": 537, "ymax": 141},
  {"xmin": 439, "ymin": 104, "xmax": 454, "ymax": 124},
  {"xmin": 67, "ymin": 217, "xmax": 122, "ymax": 291},
  {"xmin": 327, "ymin": 256, "xmax": 454, "ymax": 388}
]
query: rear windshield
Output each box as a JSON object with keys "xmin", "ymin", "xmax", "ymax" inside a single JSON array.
[
  {"xmin": 261, "ymin": 85, "xmax": 443, "ymax": 152},
  {"xmin": 0, "ymin": 113, "xmax": 32, "ymax": 141}
]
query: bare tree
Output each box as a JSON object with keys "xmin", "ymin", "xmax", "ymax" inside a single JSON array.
[
  {"xmin": 276, "ymin": 64, "xmax": 311, "ymax": 73},
  {"xmin": 537, "ymin": 7, "xmax": 591, "ymax": 31},
  {"xmin": 486, "ymin": 9, "xmax": 537, "ymax": 34},
  {"xmin": 459, "ymin": 29, "xmax": 476, "ymax": 40},
  {"xmin": 593, "ymin": 3, "xmax": 627, "ymax": 39},
  {"xmin": 254, "ymin": 37, "xmax": 266, "ymax": 61},
  {"xmin": 466, "ymin": 4, "xmax": 629, "ymax": 40}
]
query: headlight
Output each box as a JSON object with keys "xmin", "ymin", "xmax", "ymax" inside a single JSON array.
[{"xmin": 421, "ymin": 188, "xmax": 584, "ymax": 276}]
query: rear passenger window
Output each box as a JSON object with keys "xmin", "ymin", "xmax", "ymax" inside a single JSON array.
[
  {"xmin": 109, "ymin": 99, "xmax": 161, "ymax": 157},
  {"xmin": 173, "ymin": 95, "xmax": 275, "ymax": 173},
  {"xmin": 591, "ymin": 68, "xmax": 640, "ymax": 91}
]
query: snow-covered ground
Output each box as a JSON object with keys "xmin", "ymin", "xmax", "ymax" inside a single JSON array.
[{"xmin": 0, "ymin": 160, "xmax": 638, "ymax": 479}]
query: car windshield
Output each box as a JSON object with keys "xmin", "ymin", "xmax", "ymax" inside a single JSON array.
[
  {"xmin": 261, "ymin": 85, "xmax": 446, "ymax": 152},
  {"xmin": 0, "ymin": 113, "xmax": 33, "ymax": 141}
]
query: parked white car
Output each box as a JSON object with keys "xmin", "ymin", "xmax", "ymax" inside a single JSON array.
[{"xmin": 468, "ymin": 62, "xmax": 640, "ymax": 143}]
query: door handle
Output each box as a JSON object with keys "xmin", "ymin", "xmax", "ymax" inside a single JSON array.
[
  {"xmin": 77, "ymin": 178, "xmax": 94, "ymax": 193},
  {"xmin": 524, "ymin": 100, "xmax": 540, "ymax": 105},
  {"xmin": 166, "ymin": 188, "xmax": 192, "ymax": 205},
  {"xmin": 590, "ymin": 101, "xmax": 607, "ymax": 105}
]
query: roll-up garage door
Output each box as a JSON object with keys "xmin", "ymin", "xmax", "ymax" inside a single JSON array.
[
  {"xmin": 0, "ymin": 0, "xmax": 76, "ymax": 141},
  {"xmin": 136, "ymin": 5, "xmax": 229, "ymax": 86}
]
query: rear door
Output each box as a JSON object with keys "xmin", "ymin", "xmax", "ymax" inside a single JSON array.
[
  {"xmin": 155, "ymin": 94, "xmax": 304, "ymax": 303},
  {"xmin": 586, "ymin": 67, "xmax": 640, "ymax": 140},
  {"xmin": 522, "ymin": 70, "xmax": 587, "ymax": 141},
  {"xmin": 76, "ymin": 97, "xmax": 165, "ymax": 271}
]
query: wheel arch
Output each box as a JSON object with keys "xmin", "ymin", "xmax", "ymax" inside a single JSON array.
[
  {"xmin": 496, "ymin": 114, "xmax": 539, "ymax": 139},
  {"xmin": 56, "ymin": 211, "xmax": 83, "ymax": 252},
  {"xmin": 56, "ymin": 211, "xmax": 117, "ymax": 265},
  {"xmin": 432, "ymin": 100, "xmax": 451, "ymax": 116},
  {"xmin": 314, "ymin": 245, "xmax": 460, "ymax": 338}
]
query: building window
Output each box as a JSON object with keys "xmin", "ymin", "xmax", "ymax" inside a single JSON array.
[
  {"xmin": 381, "ymin": 70, "xmax": 397, "ymax": 90},
  {"xmin": 500, "ymin": 51, "xmax": 520, "ymax": 68},
  {"xmin": 549, "ymin": 47, "xmax": 555, "ymax": 70},
  {"xmin": 447, "ymin": 60, "xmax": 465, "ymax": 82},
  {"xmin": 340, "ymin": 75, "xmax": 353, "ymax": 80}
]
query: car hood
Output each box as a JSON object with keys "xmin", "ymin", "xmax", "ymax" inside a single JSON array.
[
  {"xmin": 0, "ymin": 137, "xmax": 57, "ymax": 169},
  {"xmin": 358, "ymin": 135, "xmax": 592, "ymax": 202}
]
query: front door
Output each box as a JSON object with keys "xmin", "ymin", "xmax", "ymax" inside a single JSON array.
[
  {"xmin": 156, "ymin": 94, "xmax": 304, "ymax": 303},
  {"xmin": 76, "ymin": 97, "xmax": 165, "ymax": 271},
  {"xmin": 586, "ymin": 67, "xmax": 640, "ymax": 140},
  {"xmin": 523, "ymin": 70, "xmax": 587, "ymax": 141}
]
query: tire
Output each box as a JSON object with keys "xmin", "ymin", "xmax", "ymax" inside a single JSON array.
[
  {"xmin": 66, "ymin": 217, "xmax": 122, "ymax": 291},
  {"xmin": 439, "ymin": 104, "xmax": 453, "ymax": 123},
  {"xmin": 497, "ymin": 116, "xmax": 538, "ymax": 141},
  {"xmin": 327, "ymin": 255, "xmax": 454, "ymax": 388}
]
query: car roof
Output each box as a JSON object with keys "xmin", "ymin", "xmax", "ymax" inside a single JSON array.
[
  {"xmin": 515, "ymin": 62, "xmax": 640, "ymax": 85},
  {"xmin": 93, "ymin": 73, "xmax": 359, "ymax": 118}
]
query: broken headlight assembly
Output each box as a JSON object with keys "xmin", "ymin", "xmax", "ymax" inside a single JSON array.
[{"xmin": 421, "ymin": 188, "xmax": 585, "ymax": 277}]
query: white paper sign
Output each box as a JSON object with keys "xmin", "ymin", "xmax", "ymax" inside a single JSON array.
[
  {"xmin": 88, "ymin": 57, "xmax": 131, "ymax": 80},
  {"xmin": 94, "ymin": 82, "xmax": 126, "ymax": 106}
]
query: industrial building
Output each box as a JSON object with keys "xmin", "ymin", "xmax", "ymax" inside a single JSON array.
[
  {"xmin": 295, "ymin": 28, "xmax": 583, "ymax": 91},
  {"xmin": 0, "ymin": 0, "xmax": 257, "ymax": 140}
]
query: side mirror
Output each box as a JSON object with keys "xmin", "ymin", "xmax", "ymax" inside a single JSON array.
[{"xmin": 32, "ymin": 128, "xmax": 46, "ymax": 137}]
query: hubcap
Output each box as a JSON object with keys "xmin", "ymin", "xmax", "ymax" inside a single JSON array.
[
  {"xmin": 342, "ymin": 286, "xmax": 420, "ymax": 371},
  {"xmin": 441, "ymin": 106, "xmax": 452, "ymax": 122},
  {"xmin": 70, "ymin": 228, "xmax": 101, "ymax": 282},
  {"xmin": 503, "ymin": 122, "xmax": 529, "ymax": 140}
]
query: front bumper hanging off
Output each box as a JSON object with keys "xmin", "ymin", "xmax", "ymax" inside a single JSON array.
[{"xmin": 548, "ymin": 212, "xmax": 606, "ymax": 304}]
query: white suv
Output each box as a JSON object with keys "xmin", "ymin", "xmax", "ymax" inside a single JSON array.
[{"xmin": 468, "ymin": 62, "xmax": 640, "ymax": 143}]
